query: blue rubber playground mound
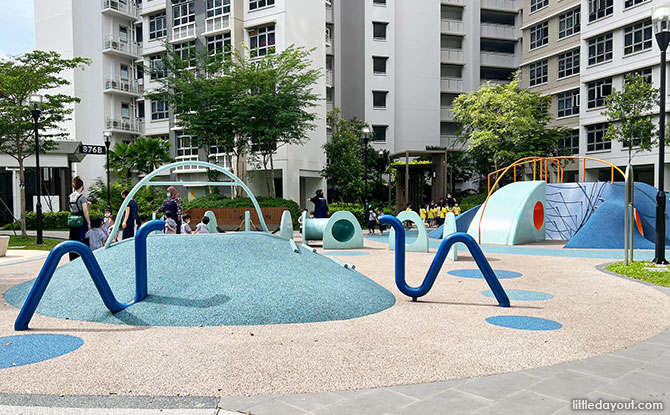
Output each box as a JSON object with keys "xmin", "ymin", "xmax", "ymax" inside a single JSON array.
[{"xmin": 4, "ymin": 233, "xmax": 395, "ymax": 327}]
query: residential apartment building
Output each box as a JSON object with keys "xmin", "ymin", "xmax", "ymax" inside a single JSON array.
[{"xmin": 522, "ymin": 0, "xmax": 665, "ymax": 187}]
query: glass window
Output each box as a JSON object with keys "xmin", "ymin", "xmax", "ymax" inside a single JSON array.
[
  {"xmin": 373, "ymin": 0, "xmax": 387, "ymax": 5},
  {"xmin": 372, "ymin": 125, "xmax": 387, "ymax": 142},
  {"xmin": 248, "ymin": 24, "xmax": 276, "ymax": 57},
  {"xmin": 586, "ymin": 78, "xmax": 612, "ymax": 109},
  {"xmin": 373, "ymin": 56, "xmax": 388, "ymax": 74},
  {"xmin": 530, "ymin": 0, "xmax": 548, "ymax": 13},
  {"xmin": 173, "ymin": 41, "xmax": 196, "ymax": 67},
  {"xmin": 119, "ymin": 64, "xmax": 129, "ymax": 81},
  {"xmin": 588, "ymin": 33, "xmax": 613, "ymax": 65},
  {"xmin": 624, "ymin": 19, "xmax": 652, "ymax": 55},
  {"xmin": 558, "ymin": 48, "xmax": 580, "ymax": 79},
  {"xmin": 529, "ymin": 59, "xmax": 548, "ymax": 86},
  {"xmin": 176, "ymin": 133, "xmax": 199, "ymax": 160},
  {"xmin": 151, "ymin": 100, "xmax": 169, "ymax": 120},
  {"xmin": 173, "ymin": 0, "xmax": 195, "ymax": 27},
  {"xmin": 586, "ymin": 123, "xmax": 611, "ymax": 151},
  {"xmin": 373, "ymin": 91, "xmax": 388, "ymax": 108},
  {"xmin": 557, "ymin": 89, "xmax": 580, "ymax": 118},
  {"xmin": 624, "ymin": 0, "xmax": 647, "ymax": 8},
  {"xmin": 121, "ymin": 103, "xmax": 131, "ymax": 119},
  {"xmin": 149, "ymin": 54, "xmax": 166, "ymax": 79},
  {"xmin": 529, "ymin": 21, "xmax": 548, "ymax": 50},
  {"xmin": 588, "ymin": 0, "xmax": 613, "ymax": 22},
  {"xmin": 119, "ymin": 26, "xmax": 129, "ymax": 43},
  {"xmin": 149, "ymin": 12, "xmax": 167, "ymax": 40},
  {"xmin": 558, "ymin": 8, "xmax": 580, "ymax": 39},
  {"xmin": 560, "ymin": 129, "xmax": 580, "ymax": 154},
  {"xmin": 207, "ymin": 33, "xmax": 232, "ymax": 55},
  {"xmin": 625, "ymin": 67, "xmax": 652, "ymax": 84},
  {"xmin": 249, "ymin": 0, "xmax": 275, "ymax": 10},
  {"xmin": 207, "ymin": 0, "xmax": 230, "ymax": 17},
  {"xmin": 373, "ymin": 22, "xmax": 388, "ymax": 40}
]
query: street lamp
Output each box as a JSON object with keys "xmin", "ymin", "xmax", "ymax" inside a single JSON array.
[
  {"xmin": 29, "ymin": 94, "xmax": 44, "ymax": 245},
  {"xmin": 362, "ymin": 126, "xmax": 371, "ymax": 209},
  {"xmin": 652, "ymin": 3, "xmax": 670, "ymax": 264},
  {"xmin": 103, "ymin": 131, "xmax": 112, "ymax": 212}
]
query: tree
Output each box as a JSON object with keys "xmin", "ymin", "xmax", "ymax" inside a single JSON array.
[
  {"xmin": 0, "ymin": 50, "xmax": 90, "ymax": 237},
  {"xmin": 602, "ymin": 73, "xmax": 659, "ymax": 165},
  {"xmin": 108, "ymin": 136, "xmax": 172, "ymax": 184},
  {"xmin": 452, "ymin": 79, "xmax": 569, "ymax": 176}
]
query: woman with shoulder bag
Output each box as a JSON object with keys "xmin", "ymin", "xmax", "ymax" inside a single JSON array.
[{"xmin": 68, "ymin": 176, "xmax": 91, "ymax": 260}]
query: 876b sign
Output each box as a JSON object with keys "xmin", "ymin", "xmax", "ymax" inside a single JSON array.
[{"xmin": 78, "ymin": 145, "xmax": 106, "ymax": 155}]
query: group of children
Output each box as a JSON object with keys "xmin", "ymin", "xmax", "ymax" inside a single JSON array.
[
  {"xmin": 165, "ymin": 212, "xmax": 210, "ymax": 235},
  {"xmin": 420, "ymin": 195, "xmax": 461, "ymax": 228},
  {"xmin": 366, "ymin": 207, "xmax": 388, "ymax": 235}
]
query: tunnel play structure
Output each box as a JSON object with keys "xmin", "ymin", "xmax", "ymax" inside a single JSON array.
[{"xmin": 302, "ymin": 211, "xmax": 364, "ymax": 249}]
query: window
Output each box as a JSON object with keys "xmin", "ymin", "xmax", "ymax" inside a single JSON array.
[
  {"xmin": 373, "ymin": 0, "xmax": 386, "ymax": 4},
  {"xmin": 587, "ymin": 78, "xmax": 612, "ymax": 109},
  {"xmin": 373, "ymin": 91, "xmax": 388, "ymax": 108},
  {"xmin": 625, "ymin": 0, "xmax": 647, "ymax": 8},
  {"xmin": 119, "ymin": 64, "xmax": 129, "ymax": 81},
  {"xmin": 248, "ymin": 24, "xmax": 276, "ymax": 57},
  {"xmin": 372, "ymin": 125, "xmax": 387, "ymax": 142},
  {"xmin": 176, "ymin": 133, "xmax": 199, "ymax": 161},
  {"xmin": 588, "ymin": 33, "xmax": 613, "ymax": 65},
  {"xmin": 149, "ymin": 54, "xmax": 166, "ymax": 79},
  {"xmin": 557, "ymin": 89, "xmax": 580, "ymax": 118},
  {"xmin": 151, "ymin": 100, "xmax": 169, "ymax": 120},
  {"xmin": 625, "ymin": 67, "xmax": 652, "ymax": 84},
  {"xmin": 588, "ymin": 0, "xmax": 613, "ymax": 22},
  {"xmin": 136, "ymin": 24, "xmax": 143, "ymax": 42},
  {"xmin": 558, "ymin": 8, "xmax": 580, "ymax": 39},
  {"xmin": 624, "ymin": 20, "xmax": 652, "ymax": 55},
  {"xmin": 121, "ymin": 103, "xmax": 131, "ymax": 119},
  {"xmin": 207, "ymin": 0, "xmax": 230, "ymax": 17},
  {"xmin": 586, "ymin": 123, "xmax": 611, "ymax": 151},
  {"xmin": 529, "ymin": 21, "xmax": 548, "ymax": 50},
  {"xmin": 373, "ymin": 22, "xmax": 388, "ymax": 40},
  {"xmin": 529, "ymin": 59, "xmax": 548, "ymax": 86},
  {"xmin": 149, "ymin": 12, "xmax": 166, "ymax": 40},
  {"xmin": 441, "ymin": 64, "xmax": 462, "ymax": 78},
  {"xmin": 173, "ymin": 0, "xmax": 195, "ymax": 27},
  {"xmin": 557, "ymin": 48, "xmax": 580, "ymax": 79},
  {"xmin": 119, "ymin": 26, "xmax": 129, "ymax": 43},
  {"xmin": 249, "ymin": 0, "xmax": 274, "ymax": 10},
  {"xmin": 207, "ymin": 33, "xmax": 232, "ymax": 55},
  {"xmin": 530, "ymin": 0, "xmax": 548, "ymax": 13},
  {"xmin": 373, "ymin": 56, "xmax": 388, "ymax": 74},
  {"xmin": 174, "ymin": 41, "xmax": 196, "ymax": 67},
  {"xmin": 560, "ymin": 129, "xmax": 580, "ymax": 153}
]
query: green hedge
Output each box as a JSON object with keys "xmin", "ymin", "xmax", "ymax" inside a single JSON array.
[
  {"xmin": 328, "ymin": 202, "xmax": 395, "ymax": 225},
  {"xmin": 2, "ymin": 211, "xmax": 70, "ymax": 230},
  {"xmin": 460, "ymin": 193, "xmax": 487, "ymax": 212},
  {"xmin": 183, "ymin": 194, "xmax": 301, "ymax": 222}
]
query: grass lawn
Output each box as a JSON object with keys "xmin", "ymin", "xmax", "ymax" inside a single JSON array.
[
  {"xmin": 7, "ymin": 236, "xmax": 61, "ymax": 251},
  {"xmin": 606, "ymin": 261, "xmax": 670, "ymax": 287}
]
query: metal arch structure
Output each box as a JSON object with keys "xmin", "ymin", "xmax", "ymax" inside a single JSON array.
[{"xmin": 105, "ymin": 161, "xmax": 269, "ymax": 248}]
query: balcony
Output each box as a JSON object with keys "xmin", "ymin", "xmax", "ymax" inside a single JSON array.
[
  {"xmin": 481, "ymin": 0, "xmax": 520, "ymax": 11},
  {"xmin": 171, "ymin": 23, "xmax": 196, "ymax": 43},
  {"xmin": 326, "ymin": 4, "xmax": 334, "ymax": 22},
  {"xmin": 480, "ymin": 51, "xmax": 516, "ymax": 68},
  {"xmin": 481, "ymin": 23, "xmax": 519, "ymax": 40},
  {"xmin": 441, "ymin": 19, "xmax": 464, "ymax": 34},
  {"xmin": 203, "ymin": 14, "xmax": 230, "ymax": 36},
  {"xmin": 101, "ymin": 0, "xmax": 137, "ymax": 19},
  {"xmin": 103, "ymin": 76, "xmax": 142, "ymax": 96},
  {"xmin": 441, "ymin": 0, "xmax": 465, "ymax": 5},
  {"xmin": 103, "ymin": 35, "xmax": 140, "ymax": 58},
  {"xmin": 441, "ymin": 107, "xmax": 456, "ymax": 121},
  {"xmin": 441, "ymin": 48, "xmax": 464, "ymax": 64},
  {"xmin": 105, "ymin": 115, "xmax": 144, "ymax": 134},
  {"xmin": 326, "ymin": 69, "xmax": 334, "ymax": 86},
  {"xmin": 326, "ymin": 29, "xmax": 333, "ymax": 54},
  {"xmin": 441, "ymin": 77, "xmax": 463, "ymax": 92},
  {"xmin": 480, "ymin": 78, "xmax": 511, "ymax": 86},
  {"xmin": 138, "ymin": 0, "xmax": 166, "ymax": 16}
]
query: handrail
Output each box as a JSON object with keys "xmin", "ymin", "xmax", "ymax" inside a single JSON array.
[
  {"xmin": 379, "ymin": 215, "xmax": 510, "ymax": 307},
  {"xmin": 106, "ymin": 160, "xmax": 269, "ymax": 248}
]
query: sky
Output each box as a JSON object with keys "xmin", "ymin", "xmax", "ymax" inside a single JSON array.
[{"xmin": 0, "ymin": 0, "xmax": 35, "ymax": 60}]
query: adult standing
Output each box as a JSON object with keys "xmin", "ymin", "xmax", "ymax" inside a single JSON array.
[
  {"xmin": 121, "ymin": 189, "xmax": 141, "ymax": 240},
  {"xmin": 158, "ymin": 186, "xmax": 183, "ymax": 234},
  {"xmin": 308, "ymin": 189, "xmax": 329, "ymax": 218},
  {"xmin": 68, "ymin": 176, "xmax": 91, "ymax": 261}
]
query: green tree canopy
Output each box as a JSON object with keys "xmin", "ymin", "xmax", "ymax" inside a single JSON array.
[
  {"xmin": 108, "ymin": 136, "xmax": 173, "ymax": 184},
  {"xmin": 0, "ymin": 50, "xmax": 90, "ymax": 236}
]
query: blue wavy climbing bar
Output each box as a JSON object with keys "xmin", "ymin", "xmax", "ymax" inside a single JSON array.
[
  {"xmin": 379, "ymin": 215, "xmax": 510, "ymax": 307},
  {"xmin": 14, "ymin": 220, "xmax": 165, "ymax": 331}
]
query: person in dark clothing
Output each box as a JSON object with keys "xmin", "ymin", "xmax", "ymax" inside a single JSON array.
[
  {"xmin": 446, "ymin": 193, "xmax": 457, "ymax": 208},
  {"xmin": 308, "ymin": 189, "xmax": 329, "ymax": 218},
  {"xmin": 121, "ymin": 189, "xmax": 141, "ymax": 240},
  {"xmin": 68, "ymin": 176, "xmax": 91, "ymax": 261},
  {"xmin": 157, "ymin": 186, "xmax": 183, "ymax": 234}
]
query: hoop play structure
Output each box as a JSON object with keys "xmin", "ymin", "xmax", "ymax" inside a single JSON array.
[
  {"xmin": 106, "ymin": 161, "xmax": 269, "ymax": 248},
  {"xmin": 379, "ymin": 215, "xmax": 510, "ymax": 306},
  {"xmin": 388, "ymin": 210, "xmax": 429, "ymax": 252},
  {"xmin": 302, "ymin": 211, "xmax": 364, "ymax": 249}
]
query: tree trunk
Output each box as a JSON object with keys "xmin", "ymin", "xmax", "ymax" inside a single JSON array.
[
  {"xmin": 262, "ymin": 153, "xmax": 271, "ymax": 196},
  {"xmin": 269, "ymin": 154, "xmax": 276, "ymax": 198},
  {"xmin": 18, "ymin": 158, "xmax": 27, "ymax": 238}
]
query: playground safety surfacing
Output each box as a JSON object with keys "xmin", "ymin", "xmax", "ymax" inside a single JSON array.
[{"xmin": 0, "ymin": 232, "xmax": 669, "ymax": 398}]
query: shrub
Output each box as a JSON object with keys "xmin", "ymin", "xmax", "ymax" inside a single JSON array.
[
  {"xmin": 87, "ymin": 178, "xmax": 164, "ymax": 218},
  {"xmin": 2, "ymin": 211, "xmax": 70, "ymax": 230},
  {"xmin": 328, "ymin": 202, "xmax": 395, "ymax": 225},
  {"xmin": 460, "ymin": 193, "xmax": 487, "ymax": 212},
  {"xmin": 183, "ymin": 195, "xmax": 301, "ymax": 222}
]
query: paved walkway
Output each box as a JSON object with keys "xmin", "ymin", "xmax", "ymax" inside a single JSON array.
[{"xmin": 0, "ymin": 230, "xmax": 69, "ymax": 240}]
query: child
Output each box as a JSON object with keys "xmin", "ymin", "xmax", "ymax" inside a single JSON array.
[
  {"xmin": 164, "ymin": 211, "xmax": 177, "ymax": 234},
  {"xmin": 367, "ymin": 208, "xmax": 377, "ymax": 235},
  {"xmin": 453, "ymin": 203, "xmax": 461, "ymax": 216},
  {"xmin": 194, "ymin": 216, "xmax": 210, "ymax": 234},
  {"xmin": 298, "ymin": 209, "xmax": 308, "ymax": 234},
  {"xmin": 102, "ymin": 210, "xmax": 113, "ymax": 232},
  {"xmin": 139, "ymin": 214, "xmax": 149, "ymax": 226},
  {"xmin": 181, "ymin": 214, "xmax": 193, "ymax": 234},
  {"xmin": 85, "ymin": 217, "xmax": 108, "ymax": 251},
  {"xmin": 377, "ymin": 208, "xmax": 386, "ymax": 235}
]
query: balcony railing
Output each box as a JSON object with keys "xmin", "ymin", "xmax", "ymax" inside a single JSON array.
[
  {"xmin": 480, "ymin": 78, "xmax": 511, "ymax": 86},
  {"xmin": 441, "ymin": 19, "xmax": 464, "ymax": 34},
  {"xmin": 204, "ymin": 14, "xmax": 230, "ymax": 34},
  {"xmin": 172, "ymin": 23, "xmax": 196, "ymax": 42},
  {"xmin": 480, "ymin": 51, "xmax": 516, "ymax": 68},
  {"xmin": 104, "ymin": 75, "xmax": 142, "ymax": 95},
  {"xmin": 441, "ymin": 107, "xmax": 456, "ymax": 121},
  {"xmin": 103, "ymin": 35, "xmax": 140, "ymax": 57},
  {"xmin": 441, "ymin": 0, "xmax": 465, "ymax": 5},
  {"xmin": 101, "ymin": 0, "xmax": 138, "ymax": 18},
  {"xmin": 441, "ymin": 77, "xmax": 463, "ymax": 92},
  {"xmin": 441, "ymin": 48, "xmax": 464, "ymax": 63},
  {"xmin": 326, "ymin": 69, "xmax": 334, "ymax": 86},
  {"xmin": 481, "ymin": 0, "xmax": 520, "ymax": 11},
  {"xmin": 105, "ymin": 115, "xmax": 144, "ymax": 134},
  {"xmin": 326, "ymin": 5, "xmax": 334, "ymax": 22},
  {"xmin": 481, "ymin": 23, "xmax": 519, "ymax": 40}
]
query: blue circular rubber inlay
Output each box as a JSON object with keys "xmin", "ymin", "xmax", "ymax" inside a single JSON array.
[
  {"xmin": 323, "ymin": 251, "xmax": 370, "ymax": 257},
  {"xmin": 448, "ymin": 269, "xmax": 523, "ymax": 279},
  {"xmin": 486, "ymin": 316, "xmax": 562, "ymax": 331},
  {"xmin": 482, "ymin": 290, "xmax": 553, "ymax": 301},
  {"xmin": 0, "ymin": 334, "xmax": 84, "ymax": 369}
]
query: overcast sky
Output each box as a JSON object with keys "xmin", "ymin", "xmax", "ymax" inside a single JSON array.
[{"xmin": 0, "ymin": 0, "xmax": 35, "ymax": 59}]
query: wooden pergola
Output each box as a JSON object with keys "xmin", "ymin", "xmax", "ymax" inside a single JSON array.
[{"xmin": 389, "ymin": 150, "xmax": 449, "ymax": 213}]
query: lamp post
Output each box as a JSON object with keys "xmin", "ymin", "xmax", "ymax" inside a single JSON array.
[
  {"xmin": 652, "ymin": 3, "xmax": 670, "ymax": 264},
  {"xmin": 103, "ymin": 131, "xmax": 112, "ymax": 212},
  {"xmin": 29, "ymin": 95, "xmax": 44, "ymax": 245},
  {"xmin": 362, "ymin": 126, "xmax": 371, "ymax": 209}
]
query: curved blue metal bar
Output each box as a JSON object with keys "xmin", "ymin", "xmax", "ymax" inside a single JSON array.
[
  {"xmin": 379, "ymin": 215, "xmax": 510, "ymax": 307},
  {"xmin": 14, "ymin": 241, "xmax": 131, "ymax": 331},
  {"xmin": 134, "ymin": 220, "xmax": 165, "ymax": 302}
]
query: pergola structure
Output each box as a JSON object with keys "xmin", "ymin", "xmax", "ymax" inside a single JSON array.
[{"xmin": 389, "ymin": 150, "xmax": 449, "ymax": 213}]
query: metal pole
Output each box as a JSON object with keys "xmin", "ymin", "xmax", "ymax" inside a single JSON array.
[
  {"xmin": 31, "ymin": 108, "xmax": 43, "ymax": 245},
  {"xmin": 105, "ymin": 138, "xmax": 111, "ymax": 212},
  {"xmin": 625, "ymin": 165, "xmax": 631, "ymax": 265},
  {"xmin": 364, "ymin": 135, "xmax": 368, "ymax": 210},
  {"xmin": 654, "ymin": 46, "xmax": 668, "ymax": 264}
]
